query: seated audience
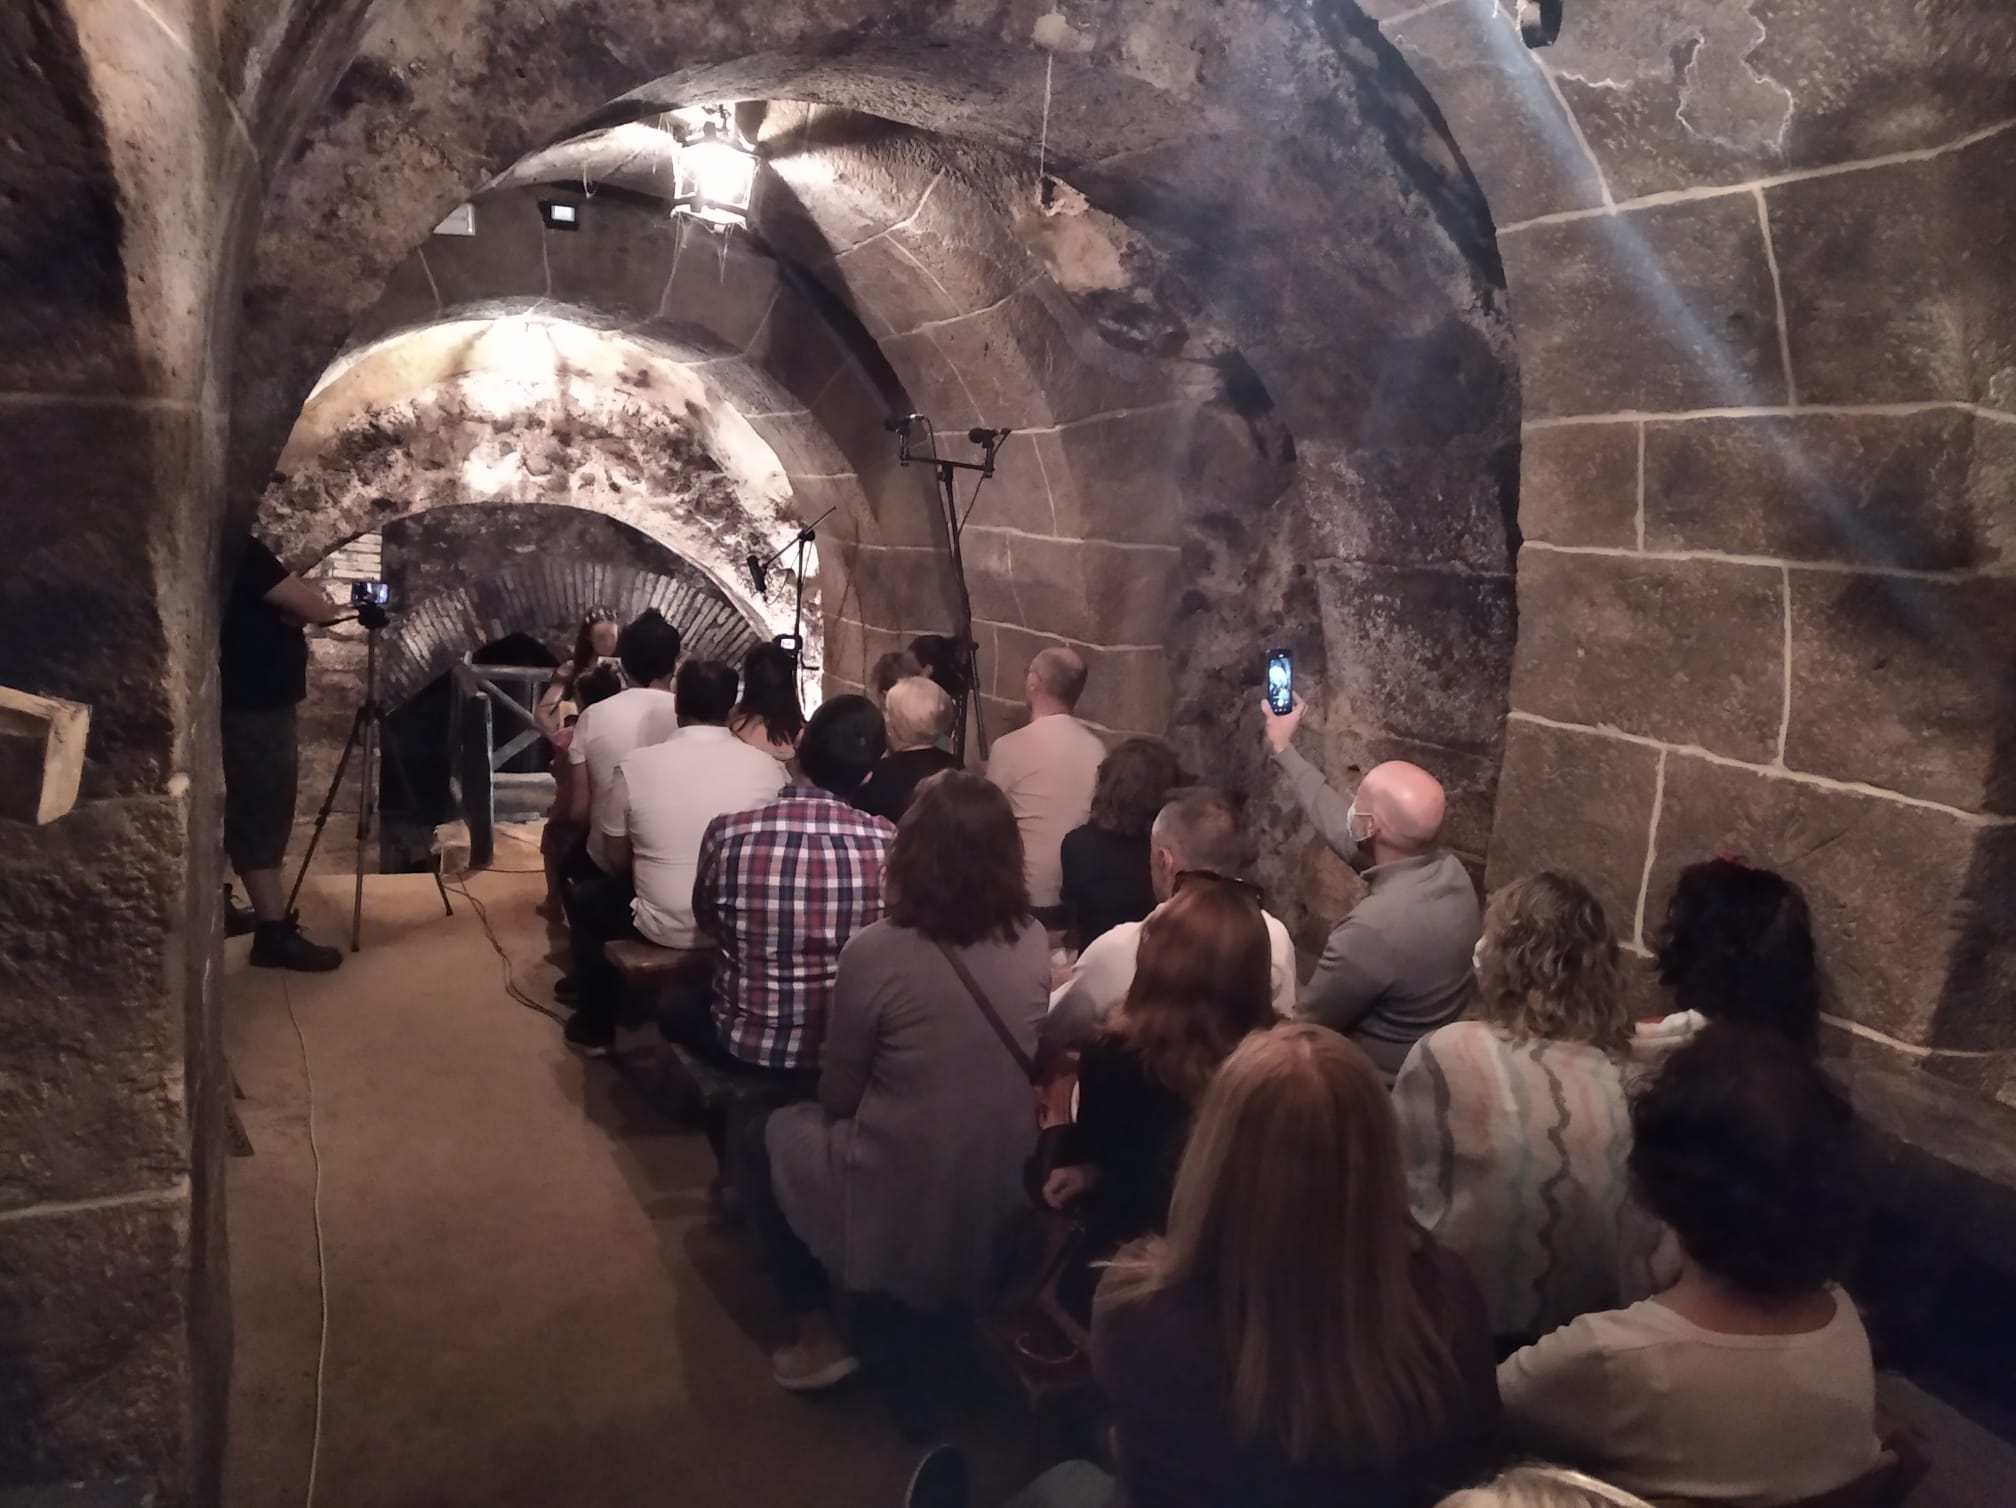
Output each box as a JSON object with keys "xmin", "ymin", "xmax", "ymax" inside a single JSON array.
[
  {"xmin": 987, "ymin": 645, "xmax": 1106, "ymax": 923},
  {"xmin": 556, "ymin": 660, "xmax": 786, "ymax": 1055},
  {"xmin": 1022, "ymin": 1026, "xmax": 1498, "ymax": 1508},
  {"xmin": 853, "ymin": 675, "xmax": 958, "ymax": 823},
  {"xmin": 729, "ymin": 640, "xmax": 804, "ymax": 766},
  {"xmin": 534, "ymin": 605, "xmax": 620, "ymax": 737},
  {"xmin": 1641, "ymin": 856, "xmax": 1822, "ymax": 1059},
  {"xmin": 689, "ymin": 695, "xmax": 895, "ymax": 1076},
  {"xmin": 1439, "ymin": 1465, "xmax": 1654, "ymax": 1508},
  {"xmin": 1394, "ymin": 872, "xmax": 1661, "ymax": 1344},
  {"xmin": 1263, "ymin": 691, "xmax": 1480, "ymax": 1080},
  {"xmin": 1046, "ymin": 788, "xmax": 1296, "ymax": 1055},
  {"xmin": 563, "ymin": 609, "xmax": 682, "ymax": 882},
  {"xmin": 1042, "ymin": 879, "xmax": 1277, "ymax": 1315},
  {"xmin": 869, "ymin": 647, "xmax": 922, "ymax": 706},
  {"xmin": 746, "ymin": 771, "xmax": 1048, "ymax": 1389},
  {"xmin": 1058, "ymin": 736, "xmax": 1183, "ymax": 951},
  {"xmin": 1499, "ymin": 1027, "xmax": 1878, "ymax": 1506},
  {"xmin": 539, "ymin": 661, "xmax": 621, "ymax": 928}
]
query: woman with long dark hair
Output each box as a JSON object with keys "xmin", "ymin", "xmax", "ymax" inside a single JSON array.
[
  {"xmin": 730, "ymin": 640, "xmax": 805, "ymax": 766},
  {"xmin": 748, "ymin": 771, "xmax": 1048, "ymax": 1390},
  {"xmin": 533, "ymin": 606, "xmax": 619, "ymax": 736}
]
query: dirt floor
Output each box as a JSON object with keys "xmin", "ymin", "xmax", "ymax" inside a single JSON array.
[{"xmin": 221, "ymin": 857, "xmax": 1046, "ymax": 1508}]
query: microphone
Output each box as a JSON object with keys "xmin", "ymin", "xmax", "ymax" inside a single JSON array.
[
  {"xmin": 967, "ymin": 427, "xmax": 1012, "ymax": 446},
  {"xmin": 883, "ymin": 413, "xmax": 924, "ymax": 433},
  {"xmin": 745, "ymin": 553, "xmax": 769, "ymax": 594}
]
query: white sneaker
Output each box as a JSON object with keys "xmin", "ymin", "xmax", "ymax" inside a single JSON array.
[{"xmin": 770, "ymin": 1342, "xmax": 862, "ymax": 1393}]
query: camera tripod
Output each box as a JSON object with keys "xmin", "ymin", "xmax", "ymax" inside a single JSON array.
[{"xmin": 287, "ymin": 606, "xmax": 452, "ymax": 952}]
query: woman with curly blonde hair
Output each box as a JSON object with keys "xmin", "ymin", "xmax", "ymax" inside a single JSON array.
[{"xmin": 1392, "ymin": 871, "xmax": 1663, "ymax": 1346}]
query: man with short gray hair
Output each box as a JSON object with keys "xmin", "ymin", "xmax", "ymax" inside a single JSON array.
[
  {"xmin": 1043, "ymin": 787, "xmax": 1297, "ymax": 1055},
  {"xmin": 1264, "ymin": 690, "xmax": 1480, "ymax": 1080},
  {"xmin": 986, "ymin": 645, "xmax": 1106, "ymax": 920}
]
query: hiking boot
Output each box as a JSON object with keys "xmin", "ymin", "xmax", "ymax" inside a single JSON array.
[
  {"xmin": 250, "ymin": 914, "xmax": 343, "ymax": 972},
  {"xmin": 224, "ymin": 884, "xmax": 258, "ymax": 939}
]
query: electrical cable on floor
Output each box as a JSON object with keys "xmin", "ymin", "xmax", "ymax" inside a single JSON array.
[
  {"xmin": 448, "ymin": 871, "xmax": 570, "ymax": 1025},
  {"xmin": 278, "ymin": 970, "xmax": 329, "ymax": 1508}
]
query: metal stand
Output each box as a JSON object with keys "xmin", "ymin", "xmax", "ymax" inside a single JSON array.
[
  {"xmin": 893, "ymin": 420, "xmax": 1008, "ymax": 763},
  {"xmin": 747, "ymin": 505, "xmax": 838, "ymax": 666},
  {"xmin": 287, "ymin": 613, "xmax": 453, "ymax": 952}
]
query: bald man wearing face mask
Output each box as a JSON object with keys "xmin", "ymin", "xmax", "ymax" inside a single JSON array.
[{"xmin": 1264, "ymin": 691, "xmax": 1481, "ymax": 1080}]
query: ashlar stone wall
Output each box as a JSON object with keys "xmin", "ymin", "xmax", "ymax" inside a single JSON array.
[{"xmin": 1379, "ymin": 0, "xmax": 2016, "ymax": 1093}]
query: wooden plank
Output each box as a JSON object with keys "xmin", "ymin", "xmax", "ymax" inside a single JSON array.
[{"xmin": 0, "ymin": 684, "xmax": 90, "ymax": 824}]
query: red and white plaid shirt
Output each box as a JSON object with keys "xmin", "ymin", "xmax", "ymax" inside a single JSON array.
[{"xmin": 692, "ymin": 787, "xmax": 895, "ymax": 1070}]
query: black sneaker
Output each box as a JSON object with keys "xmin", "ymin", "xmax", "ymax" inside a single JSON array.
[
  {"xmin": 224, "ymin": 885, "xmax": 257, "ymax": 939},
  {"xmin": 249, "ymin": 914, "xmax": 343, "ymax": 972},
  {"xmin": 903, "ymin": 1445, "xmax": 968, "ymax": 1508},
  {"xmin": 562, "ymin": 1011, "xmax": 613, "ymax": 1057}
]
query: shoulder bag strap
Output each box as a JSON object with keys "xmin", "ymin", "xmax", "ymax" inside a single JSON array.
[{"xmin": 935, "ymin": 940, "xmax": 1036, "ymax": 1082}]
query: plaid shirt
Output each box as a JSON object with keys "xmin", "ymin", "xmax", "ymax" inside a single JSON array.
[{"xmin": 692, "ymin": 787, "xmax": 895, "ymax": 1070}]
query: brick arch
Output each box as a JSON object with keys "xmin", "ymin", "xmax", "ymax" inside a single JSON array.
[{"xmin": 379, "ymin": 556, "xmax": 762, "ymax": 706}]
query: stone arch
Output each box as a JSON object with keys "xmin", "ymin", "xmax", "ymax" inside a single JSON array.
[
  {"xmin": 377, "ymin": 551, "xmax": 764, "ymax": 706},
  {"xmin": 233, "ymin": 10, "xmax": 1524, "ymax": 894}
]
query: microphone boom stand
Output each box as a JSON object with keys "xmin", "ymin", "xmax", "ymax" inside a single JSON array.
[
  {"xmin": 893, "ymin": 421, "xmax": 1008, "ymax": 763},
  {"xmin": 746, "ymin": 505, "xmax": 838, "ymax": 666}
]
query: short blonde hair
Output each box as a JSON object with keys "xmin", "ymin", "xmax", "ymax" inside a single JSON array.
[
  {"xmin": 1440, "ymin": 1465, "xmax": 1654, "ymax": 1508},
  {"xmin": 883, "ymin": 674, "xmax": 954, "ymax": 749}
]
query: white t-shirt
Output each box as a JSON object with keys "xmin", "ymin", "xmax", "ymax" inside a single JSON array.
[
  {"xmin": 1042, "ymin": 908, "xmax": 1298, "ymax": 1056},
  {"xmin": 986, "ymin": 712, "xmax": 1107, "ymax": 908},
  {"xmin": 1499, "ymin": 1288, "xmax": 1881, "ymax": 1507},
  {"xmin": 604, "ymin": 724, "xmax": 784, "ymax": 948},
  {"xmin": 570, "ymin": 687, "xmax": 680, "ymax": 871}
]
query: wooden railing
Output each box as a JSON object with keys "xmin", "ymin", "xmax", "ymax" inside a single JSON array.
[{"xmin": 448, "ymin": 659, "xmax": 555, "ymax": 869}]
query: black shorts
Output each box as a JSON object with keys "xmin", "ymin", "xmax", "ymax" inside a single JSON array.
[{"xmin": 222, "ymin": 705, "xmax": 299, "ymax": 873}]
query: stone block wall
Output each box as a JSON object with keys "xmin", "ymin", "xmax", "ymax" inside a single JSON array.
[
  {"xmin": 1380, "ymin": 0, "xmax": 2016, "ymax": 1091},
  {"xmin": 0, "ymin": 1, "xmax": 247, "ymax": 1499}
]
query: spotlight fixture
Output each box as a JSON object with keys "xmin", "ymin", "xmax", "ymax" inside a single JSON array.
[
  {"xmin": 539, "ymin": 198, "xmax": 581, "ymax": 231},
  {"xmin": 673, "ymin": 107, "xmax": 759, "ymax": 231}
]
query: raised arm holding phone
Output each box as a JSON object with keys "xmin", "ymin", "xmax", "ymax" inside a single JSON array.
[{"xmin": 1261, "ymin": 668, "xmax": 1482, "ymax": 1080}]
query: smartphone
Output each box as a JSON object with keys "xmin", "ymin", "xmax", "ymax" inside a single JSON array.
[
  {"xmin": 1266, "ymin": 649, "xmax": 1293, "ymax": 716},
  {"xmin": 349, "ymin": 579, "xmax": 389, "ymax": 607}
]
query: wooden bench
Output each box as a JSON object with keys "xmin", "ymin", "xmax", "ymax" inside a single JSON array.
[{"xmin": 602, "ymin": 938, "xmax": 709, "ymax": 1030}]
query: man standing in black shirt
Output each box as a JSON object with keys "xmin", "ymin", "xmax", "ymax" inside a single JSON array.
[{"xmin": 220, "ymin": 536, "xmax": 345, "ymax": 970}]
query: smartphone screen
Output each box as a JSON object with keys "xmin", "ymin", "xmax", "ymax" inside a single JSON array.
[{"xmin": 1266, "ymin": 649, "xmax": 1293, "ymax": 716}]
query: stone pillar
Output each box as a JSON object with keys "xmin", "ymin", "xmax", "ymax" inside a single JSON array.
[{"xmin": 0, "ymin": 2, "xmax": 247, "ymax": 1498}]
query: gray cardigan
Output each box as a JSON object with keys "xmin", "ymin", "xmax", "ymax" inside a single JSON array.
[
  {"xmin": 1274, "ymin": 745, "xmax": 1481, "ymax": 1079},
  {"xmin": 765, "ymin": 918, "xmax": 1048, "ymax": 1311}
]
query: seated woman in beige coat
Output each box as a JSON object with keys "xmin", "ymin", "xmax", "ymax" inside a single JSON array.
[{"xmin": 744, "ymin": 769, "xmax": 1049, "ymax": 1391}]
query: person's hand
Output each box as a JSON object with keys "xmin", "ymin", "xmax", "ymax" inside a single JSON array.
[
  {"xmin": 1042, "ymin": 1164, "xmax": 1100, "ymax": 1211},
  {"xmin": 1263, "ymin": 691, "xmax": 1307, "ymax": 754}
]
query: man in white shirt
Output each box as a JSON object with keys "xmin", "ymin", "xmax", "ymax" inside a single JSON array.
[
  {"xmin": 561, "ymin": 657, "xmax": 785, "ymax": 1054},
  {"xmin": 606, "ymin": 665, "xmax": 784, "ymax": 949},
  {"xmin": 566, "ymin": 608, "xmax": 682, "ymax": 875},
  {"xmin": 1043, "ymin": 788, "xmax": 1297, "ymax": 1056},
  {"xmin": 986, "ymin": 645, "xmax": 1107, "ymax": 921}
]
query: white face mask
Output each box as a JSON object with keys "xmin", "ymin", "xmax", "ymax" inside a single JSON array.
[{"xmin": 1342, "ymin": 799, "xmax": 1374, "ymax": 872}]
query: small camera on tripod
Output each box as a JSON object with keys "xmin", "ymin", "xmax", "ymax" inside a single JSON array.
[{"xmin": 349, "ymin": 579, "xmax": 391, "ymax": 630}]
